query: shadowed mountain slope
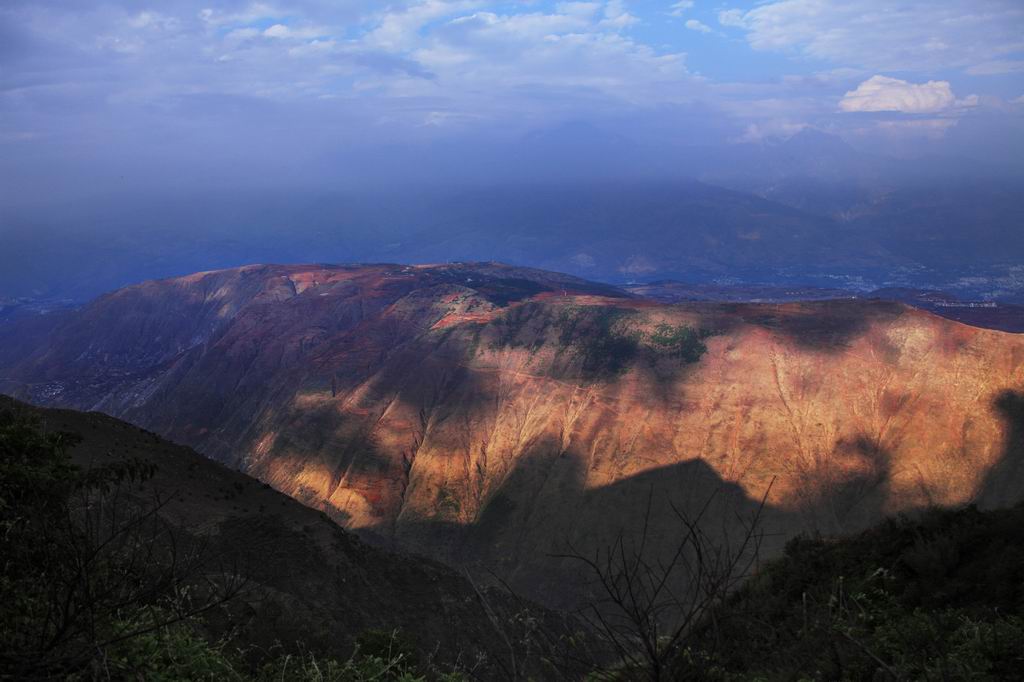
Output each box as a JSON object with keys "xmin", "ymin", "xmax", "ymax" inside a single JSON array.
[
  {"xmin": 3, "ymin": 262, "xmax": 1023, "ymax": 607},
  {"xmin": 0, "ymin": 394, "xmax": 559, "ymax": 677}
]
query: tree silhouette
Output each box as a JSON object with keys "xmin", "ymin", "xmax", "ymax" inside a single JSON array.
[{"xmin": 553, "ymin": 480, "xmax": 773, "ymax": 681}]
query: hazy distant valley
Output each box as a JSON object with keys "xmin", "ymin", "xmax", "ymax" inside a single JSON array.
[{"xmin": 4, "ymin": 133, "xmax": 1024, "ymax": 307}]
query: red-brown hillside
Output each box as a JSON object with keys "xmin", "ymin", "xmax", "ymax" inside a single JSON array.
[{"xmin": 4, "ymin": 262, "xmax": 1023, "ymax": 606}]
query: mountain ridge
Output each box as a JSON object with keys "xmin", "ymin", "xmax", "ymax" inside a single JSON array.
[{"xmin": 3, "ymin": 262, "xmax": 1023, "ymax": 607}]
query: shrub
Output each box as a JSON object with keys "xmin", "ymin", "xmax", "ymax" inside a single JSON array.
[
  {"xmin": 557, "ymin": 307, "xmax": 640, "ymax": 379},
  {"xmin": 649, "ymin": 323, "xmax": 715, "ymax": 363}
]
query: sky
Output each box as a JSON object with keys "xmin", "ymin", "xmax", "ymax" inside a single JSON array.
[{"xmin": 2, "ymin": 0, "xmax": 1024, "ymax": 201}]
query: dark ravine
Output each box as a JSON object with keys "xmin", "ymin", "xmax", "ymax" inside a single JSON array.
[{"xmin": 3, "ymin": 262, "xmax": 1023, "ymax": 609}]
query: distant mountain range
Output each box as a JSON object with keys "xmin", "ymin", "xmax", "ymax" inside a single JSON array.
[
  {"xmin": 627, "ymin": 281, "xmax": 1024, "ymax": 333},
  {"xmin": 2, "ymin": 131, "xmax": 1022, "ymax": 304}
]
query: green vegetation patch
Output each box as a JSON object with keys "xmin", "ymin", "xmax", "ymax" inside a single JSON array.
[
  {"xmin": 555, "ymin": 308, "xmax": 718, "ymax": 380},
  {"xmin": 256, "ymin": 629, "xmax": 447, "ymax": 682},
  {"xmin": 679, "ymin": 504, "xmax": 1024, "ymax": 680},
  {"xmin": 490, "ymin": 301, "xmax": 552, "ymax": 352},
  {"xmin": 557, "ymin": 306, "xmax": 641, "ymax": 380},
  {"xmin": 648, "ymin": 323, "xmax": 717, "ymax": 364},
  {"xmin": 471, "ymin": 277, "xmax": 553, "ymax": 307}
]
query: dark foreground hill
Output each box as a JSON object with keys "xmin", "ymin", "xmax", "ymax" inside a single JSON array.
[
  {"xmin": 0, "ymin": 395, "xmax": 575, "ymax": 680},
  {"xmin": 6, "ymin": 397, "xmax": 1022, "ymax": 681},
  {"xmin": 686, "ymin": 503, "xmax": 1024, "ymax": 680}
]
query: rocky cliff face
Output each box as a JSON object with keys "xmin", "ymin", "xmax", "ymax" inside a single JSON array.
[{"xmin": 5, "ymin": 263, "xmax": 1023, "ymax": 606}]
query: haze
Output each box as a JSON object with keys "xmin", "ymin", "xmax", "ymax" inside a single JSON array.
[{"xmin": 2, "ymin": 0, "xmax": 1024, "ymax": 300}]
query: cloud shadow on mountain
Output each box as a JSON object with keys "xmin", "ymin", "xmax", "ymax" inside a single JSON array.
[{"xmin": 977, "ymin": 390, "xmax": 1024, "ymax": 509}]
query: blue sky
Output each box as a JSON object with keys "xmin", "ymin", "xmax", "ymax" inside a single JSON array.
[{"xmin": 2, "ymin": 1, "xmax": 1023, "ymax": 199}]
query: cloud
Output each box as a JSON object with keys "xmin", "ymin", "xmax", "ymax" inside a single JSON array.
[
  {"xmin": 128, "ymin": 12, "xmax": 180, "ymax": 32},
  {"xmin": 716, "ymin": 9, "xmax": 745, "ymax": 28},
  {"xmin": 668, "ymin": 1, "xmax": 694, "ymax": 17},
  {"xmin": 262, "ymin": 22, "xmax": 330, "ymax": 40},
  {"xmin": 734, "ymin": 120, "xmax": 808, "ymax": 143},
  {"xmin": 684, "ymin": 19, "xmax": 712, "ymax": 34},
  {"xmin": 263, "ymin": 24, "xmax": 290, "ymax": 38},
  {"xmin": 839, "ymin": 76, "xmax": 956, "ymax": 114},
  {"xmin": 874, "ymin": 118, "xmax": 958, "ymax": 139},
  {"xmin": 0, "ymin": 1, "xmax": 695, "ymax": 124},
  {"xmin": 1, "ymin": 0, "xmax": 1021, "ymax": 202},
  {"xmin": 721, "ymin": 0, "xmax": 1024, "ymax": 73},
  {"xmin": 956, "ymin": 94, "xmax": 980, "ymax": 108},
  {"xmin": 966, "ymin": 60, "xmax": 1024, "ymax": 76},
  {"xmin": 600, "ymin": 0, "xmax": 637, "ymax": 29},
  {"xmin": 371, "ymin": 5, "xmax": 694, "ymax": 121},
  {"xmin": 198, "ymin": 4, "xmax": 289, "ymax": 28},
  {"xmin": 363, "ymin": 1, "xmax": 483, "ymax": 51}
]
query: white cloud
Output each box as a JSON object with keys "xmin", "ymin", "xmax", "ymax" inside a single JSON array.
[
  {"xmin": 720, "ymin": 0, "xmax": 1024, "ymax": 73},
  {"xmin": 128, "ymin": 12, "xmax": 179, "ymax": 31},
  {"xmin": 734, "ymin": 120, "xmax": 808, "ymax": 143},
  {"xmin": 839, "ymin": 75, "xmax": 955, "ymax": 114},
  {"xmin": 15, "ymin": 0, "xmax": 1009, "ymax": 157},
  {"xmin": 287, "ymin": 39, "xmax": 337, "ymax": 58},
  {"xmin": 198, "ymin": 4, "xmax": 285, "ymax": 27},
  {"xmin": 262, "ymin": 23, "xmax": 328, "ymax": 40},
  {"xmin": 49, "ymin": 0, "xmax": 692, "ymax": 122},
  {"xmin": 363, "ymin": 1, "xmax": 484, "ymax": 51},
  {"xmin": 966, "ymin": 60, "xmax": 1024, "ymax": 76},
  {"xmin": 600, "ymin": 0, "xmax": 638, "ymax": 29},
  {"xmin": 874, "ymin": 118, "xmax": 958, "ymax": 139},
  {"xmin": 684, "ymin": 19, "xmax": 712, "ymax": 34},
  {"xmin": 716, "ymin": 9, "xmax": 745, "ymax": 28},
  {"xmin": 263, "ymin": 24, "xmax": 290, "ymax": 38},
  {"xmin": 403, "ymin": 9, "xmax": 691, "ymax": 108},
  {"xmin": 224, "ymin": 27, "xmax": 261, "ymax": 42},
  {"xmin": 668, "ymin": 1, "xmax": 694, "ymax": 17}
]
